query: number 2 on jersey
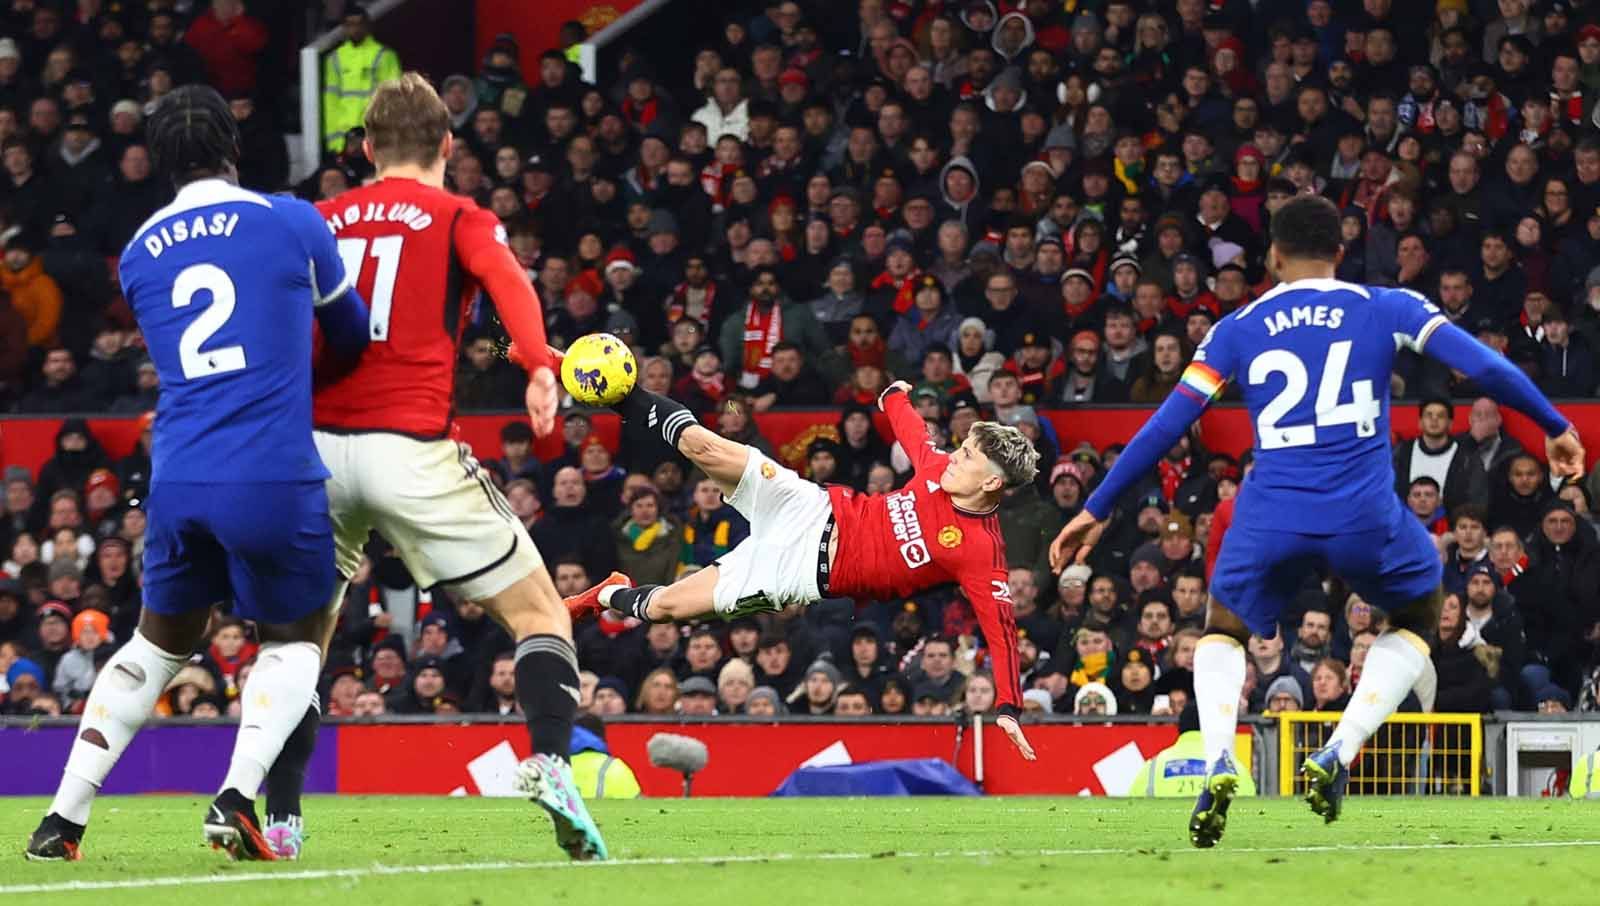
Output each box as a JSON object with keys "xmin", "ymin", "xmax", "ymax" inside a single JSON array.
[
  {"xmin": 1248, "ymin": 340, "xmax": 1378, "ymax": 450},
  {"xmin": 337, "ymin": 236, "xmax": 403, "ymax": 340},
  {"xmin": 172, "ymin": 263, "xmax": 246, "ymax": 379}
]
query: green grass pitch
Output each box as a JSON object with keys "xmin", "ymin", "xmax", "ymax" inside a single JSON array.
[{"xmin": 4, "ymin": 796, "xmax": 1598, "ymax": 905}]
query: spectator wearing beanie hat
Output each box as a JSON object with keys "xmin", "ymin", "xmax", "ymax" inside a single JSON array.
[
  {"xmin": 1060, "ymin": 329, "xmax": 1120, "ymax": 404},
  {"xmin": 1263, "ymin": 675, "xmax": 1305, "ymax": 712},
  {"xmin": 952, "ymin": 316, "xmax": 1005, "ymax": 402},
  {"xmin": 52, "ymin": 608, "xmax": 111, "ymax": 708}
]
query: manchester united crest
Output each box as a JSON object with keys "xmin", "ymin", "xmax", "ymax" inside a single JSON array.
[
  {"xmin": 760, "ymin": 461, "xmax": 777, "ymax": 480},
  {"xmin": 937, "ymin": 525, "xmax": 962, "ymax": 548}
]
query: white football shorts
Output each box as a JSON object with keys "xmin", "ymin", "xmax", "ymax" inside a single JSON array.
[
  {"xmin": 314, "ymin": 431, "xmax": 542, "ymax": 603},
  {"xmin": 711, "ymin": 449, "xmax": 833, "ymax": 617}
]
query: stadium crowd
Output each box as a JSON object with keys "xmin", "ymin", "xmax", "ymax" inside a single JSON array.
[{"xmin": 1, "ymin": 0, "xmax": 1600, "ymax": 728}]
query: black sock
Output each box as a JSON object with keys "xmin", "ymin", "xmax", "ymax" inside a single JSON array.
[
  {"xmin": 608, "ymin": 584, "xmax": 663, "ymax": 622},
  {"xmin": 265, "ymin": 697, "xmax": 320, "ymax": 824},
  {"xmin": 515, "ymin": 634, "xmax": 580, "ymax": 762},
  {"xmin": 615, "ymin": 388, "xmax": 695, "ymax": 448}
]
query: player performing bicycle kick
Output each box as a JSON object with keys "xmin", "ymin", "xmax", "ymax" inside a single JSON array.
[{"xmin": 564, "ymin": 341, "xmax": 1040, "ymax": 758}]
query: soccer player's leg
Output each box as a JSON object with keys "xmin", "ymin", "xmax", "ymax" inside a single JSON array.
[
  {"xmin": 469, "ymin": 566, "xmax": 608, "ymax": 860},
  {"xmin": 604, "ymin": 447, "xmax": 831, "ymax": 626},
  {"xmin": 205, "ymin": 480, "xmax": 338, "ymax": 862},
  {"xmin": 1187, "ymin": 596, "xmax": 1249, "ymax": 849},
  {"xmin": 28, "ymin": 504, "xmax": 219, "ymax": 861},
  {"xmin": 1192, "ymin": 528, "xmax": 1309, "ymax": 848},
  {"xmin": 612, "ymin": 384, "xmax": 749, "ymax": 496},
  {"xmin": 375, "ymin": 435, "xmax": 607, "ymax": 860},
  {"xmin": 262, "ymin": 434, "xmax": 366, "ymax": 858},
  {"xmin": 1309, "ymin": 513, "xmax": 1443, "ymax": 823}
]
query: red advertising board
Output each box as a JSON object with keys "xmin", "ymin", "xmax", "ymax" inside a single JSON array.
[
  {"xmin": 334, "ymin": 721, "xmax": 1186, "ymax": 797},
  {"xmin": 4, "ymin": 402, "xmax": 1598, "ymax": 478}
]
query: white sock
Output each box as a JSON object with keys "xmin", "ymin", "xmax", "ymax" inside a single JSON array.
[
  {"xmin": 50, "ymin": 631, "xmax": 187, "ymax": 825},
  {"xmin": 1411, "ymin": 655, "xmax": 1438, "ymax": 713},
  {"xmin": 598, "ymin": 585, "xmax": 621, "ymax": 607},
  {"xmin": 1330, "ymin": 630, "xmax": 1429, "ymax": 766},
  {"xmin": 219, "ymin": 641, "xmax": 321, "ymax": 800},
  {"xmin": 1193, "ymin": 634, "xmax": 1247, "ymax": 765}
]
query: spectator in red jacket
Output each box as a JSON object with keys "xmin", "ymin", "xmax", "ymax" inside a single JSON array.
[{"xmin": 184, "ymin": 0, "xmax": 269, "ymax": 97}]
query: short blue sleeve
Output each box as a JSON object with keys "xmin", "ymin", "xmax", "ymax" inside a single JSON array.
[
  {"xmin": 1380, "ymin": 287, "xmax": 1449, "ymax": 354},
  {"xmin": 279, "ymin": 198, "xmax": 350, "ymax": 307}
]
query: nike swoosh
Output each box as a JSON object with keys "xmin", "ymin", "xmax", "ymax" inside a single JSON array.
[
  {"xmin": 208, "ymin": 805, "xmax": 225, "ymax": 824},
  {"xmin": 559, "ymin": 684, "xmax": 581, "ymax": 704}
]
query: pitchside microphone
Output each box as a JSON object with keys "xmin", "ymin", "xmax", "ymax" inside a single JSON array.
[{"xmin": 647, "ymin": 733, "xmax": 709, "ymax": 797}]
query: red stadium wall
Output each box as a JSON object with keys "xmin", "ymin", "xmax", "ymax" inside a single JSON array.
[
  {"xmin": 4, "ymin": 403, "xmax": 1597, "ymax": 477},
  {"xmin": 475, "ymin": 0, "xmax": 645, "ymax": 66}
]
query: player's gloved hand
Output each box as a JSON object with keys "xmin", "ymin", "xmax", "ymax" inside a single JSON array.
[
  {"xmin": 1546, "ymin": 427, "xmax": 1586, "ymax": 480},
  {"xmin": 997, "ymin": 715, "xmax": 1036, "ymax": 761},
  {"xmin": 525, "ymin": 366, "xmax": 558, "ymax": 438},
  {"xmin": 1049, "ymin": 509, "xmax": 1106, "ymax": 573},
  {"xmin": 878, "ymin": 380, "xmax": 913, "ymax": 410}
]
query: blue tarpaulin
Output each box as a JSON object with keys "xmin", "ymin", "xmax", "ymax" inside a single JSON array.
[{"xmin": 772, "ymin": 758, "xmax": 981, "ymax": 797}]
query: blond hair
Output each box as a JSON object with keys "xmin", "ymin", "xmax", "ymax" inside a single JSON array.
[
  {"xmin": 364, "ymin": 72, "xmax": 450, "ymax": 168},
  {"xmin": 969, "ymin": 421, "xmax": 1040, "ymax": 489}
]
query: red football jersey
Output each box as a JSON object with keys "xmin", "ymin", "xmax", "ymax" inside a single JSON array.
[
  {"xmin": 826, "ymin": 390, "xmax": 1023, "ymax": 711},
  {"xmin": 314, "ymin": 177, "xmax": 534, "ymax": 436}
]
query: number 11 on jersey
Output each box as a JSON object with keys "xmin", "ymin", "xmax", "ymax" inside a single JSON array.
[{"xmin": 337, "ymin": 236, "xmax": 403, "ymax": 340}]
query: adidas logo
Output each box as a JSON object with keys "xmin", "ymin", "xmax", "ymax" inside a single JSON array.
[{"xmin": 647, "ymin": 405, "xmax": 659, "ymax": 428}]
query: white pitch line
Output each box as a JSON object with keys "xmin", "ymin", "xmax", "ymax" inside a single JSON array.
[{"xmin": 6, "ymin": 839, "xmax": 1599, "ymax": 895}]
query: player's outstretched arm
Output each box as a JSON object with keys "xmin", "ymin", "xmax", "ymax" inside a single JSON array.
[
  {"xmin": 1049, "ymin": 372, "xmax": 1216, "ymax": 571},
  {"xmin": 459, "ymin": 210, "xmax": 559, "ymax": 436},
  {"xmin": 1422, "ymin": 322, "xmax": 1585, "ymax": 478},
  {"xmin": 879, "ymin": 380, "xmax": 947, "ymax": 473},
  {"xmin": 959, "ymin": 571, "xmax": 1035, "ymax": 760}
]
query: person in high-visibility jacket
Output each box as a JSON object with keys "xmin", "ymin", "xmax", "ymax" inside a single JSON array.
[
  {"xmin": 1571, "ymin": 749, "xmax": 1600, "ymax": 799},
  {"xmin": 1126, "ymin": 705, "xmax": 1258, "ymax": 798},
  {"xmin": 321, "ymin": 7, "xmax": 401, "ymax": 151},
  {"xmin": 570, "ymin": 715, "xmax": 641, "ymax": 799}
]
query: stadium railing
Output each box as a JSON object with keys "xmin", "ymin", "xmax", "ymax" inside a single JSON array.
[
  {"xmin": 295, "ymin": 0, "xmax": 407, "ymax": 181},
  {"xmin": 1276, "ymin": 712, "xmax": 1484, "ymax": 797}
]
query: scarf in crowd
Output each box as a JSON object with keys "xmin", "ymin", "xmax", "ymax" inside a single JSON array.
[
  {"xmin": 622, "ymin": 519, "xmax": 666, "ymax": 551},
  {"xmin": 849, "ymin": 334, "xmax": 887, "ymax": 368},
  {"xmin": 209, "ymin": 640, "xmax": 259, "ymax": 700},
  {"xmin": 691, "ymin": 368, "xmax": 726, "ymax": 403},
  {"xmin": 1167, "ymin": 291, "xmax": 1220, "ymax": 320},
  {"xmin": 1070, "ymin": 650, "xmax": 1110, "ymax": 688},
  {"xmin": 621, "ymin": 94, "xmax": 659, "ymax": 128},
  {"xmin": 1158, "ymin": 456, "xmax": 1189, "ymax": 503},
  {"xmin": 870, "ymin": 269, "xmax": 922, "ymax": 314},
  {"xmin": 1113, "ymin": 157, "xmax": 1142, "ymax": 194},
  {"xmin": 700, "ymin": 161, "xmax": 738, "ymax": 212},
  {"xmin": 1497, "ymin": 554, "xmax": 1528, "ymax": 588},
  {"xmin": 742, "ymin": 300, "xmax": 783, "ymax": 385},
  {"xmin": 1555, "ymin": 90, "xmax": 1586, "ymax": 127},
  {"xmin": 667, "ymin": 280, "xmax": 718, "ymax": 327}
]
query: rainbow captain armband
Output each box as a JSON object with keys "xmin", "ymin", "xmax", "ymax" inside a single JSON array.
[{"xmin": 1176, "ymin": 361, "xmax": 1226, "ymax": 404}]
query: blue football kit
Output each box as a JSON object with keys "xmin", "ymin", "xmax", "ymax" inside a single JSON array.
[
  {"xmin": 119, "ymin": 178, "xmax": 368, "ymax": 623},
  {"xmin": 1085, "ymin": 277, "xmax": 1571, "ymax": 637}
]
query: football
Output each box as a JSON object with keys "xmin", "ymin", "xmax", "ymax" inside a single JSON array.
[{"xmin": 559, "ymin": 332, "xmax": 637, "ymax": 407}]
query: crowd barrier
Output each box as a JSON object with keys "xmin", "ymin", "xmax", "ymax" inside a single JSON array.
[
  {"xmin": 1277, "ymin": 712, "xmax": 1483, "ymax": 797},
  {"xmin": 4, "ymin": 402, "xmax": 1599, "ymax": 476}
]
